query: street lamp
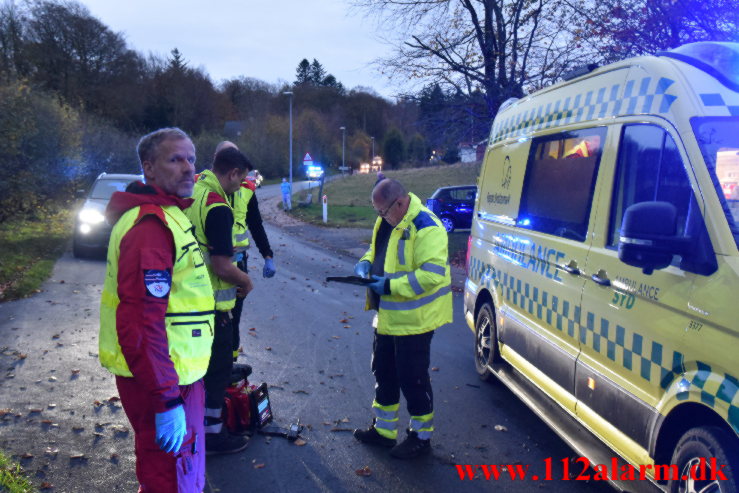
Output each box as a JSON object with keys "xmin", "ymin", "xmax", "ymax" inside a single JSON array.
[
  {"xmin": 283, "ymin": 91, "xmax": 294, "ymax": 194},
  {"xmin": 339, "ymin": 126, "xmax": 346, "ymax": 175},
  {"xmin": 371, "ymin": 136, "xmax": 375, "ymax": 160}
]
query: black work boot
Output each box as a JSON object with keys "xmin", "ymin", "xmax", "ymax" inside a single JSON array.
[
  {"xmin": 390, "ymin": 430, "xmax": 431, "ymax": 459},
  {"xmin": 353, "ymin": 421, "xmax": 396, "ymax": 448},
  {"xmin": 205, "ymin": 428, "xmax": 249, "ymax": 456}
]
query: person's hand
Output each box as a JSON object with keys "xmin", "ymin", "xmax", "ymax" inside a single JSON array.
[
  {"xmin": 263, "ymin": 258, "xmax": 276, "ymax": 278},
  {"xmin": 155, "ymin": 405, "xmax": 186, "ymax": 454},
  {"xmin": 369, "ymin": 275, "xmax": 390, "ymax": 295},
  {"xmin": 238, "ymin": 274, "xmax": 253, "ymax": 298},
  {"xmin": 354, "ymin": 260, "xmax": 371, "ymax": 278}
]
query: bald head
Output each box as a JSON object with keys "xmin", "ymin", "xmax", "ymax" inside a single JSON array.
[{"xmin": 215, "ymin": 141, "xmax": 238, "ymax": 154}]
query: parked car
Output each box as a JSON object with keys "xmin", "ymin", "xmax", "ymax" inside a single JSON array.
[
  {"xmin": 73, "ymin": 173, "xmax": 142, "ymax": 258},
  {"xmin": 426, "ymin": 185, "xmax": 477, "ymax": 232}
]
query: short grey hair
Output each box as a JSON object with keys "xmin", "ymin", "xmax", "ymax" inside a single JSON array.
[
  {"xmin": 372, "ymin": 178, "xmax": 406, "ymax": 204},
  {"xmin": 137, "ymin": 127, "xmax": 190, "ymax": 166}
]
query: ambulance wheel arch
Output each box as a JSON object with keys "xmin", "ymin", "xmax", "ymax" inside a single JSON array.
[{"xmin": 652, "ymin": 402, "xmax": 739, "ymax": 481}]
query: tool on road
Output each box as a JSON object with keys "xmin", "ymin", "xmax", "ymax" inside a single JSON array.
[{"xmin": 258, "ymin": 419, "xmax": 304, "ymax": 441}]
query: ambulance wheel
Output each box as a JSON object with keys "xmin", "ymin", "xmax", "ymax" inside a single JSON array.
[
  {"xmin": 440, "ymin": 216, "xmax": 455, "ymax": 233},
  {"xmin": 668, "ymin": 426, "xmax": 738, "ymax": 493},
  {"xmin": 474, "ymin": 302, "xmax": 497, "ymax": 381}
]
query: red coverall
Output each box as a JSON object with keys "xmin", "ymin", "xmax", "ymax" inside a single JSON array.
[{"xmin": 106, "ymin": 184, "xmax": 206, "ymax": 493}]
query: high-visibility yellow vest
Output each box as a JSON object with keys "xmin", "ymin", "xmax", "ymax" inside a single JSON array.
[
  {"xmin": 361, "ymin": 193, "xmax": 453, "ymax": 335},
  {"xmin": 231, "ymin": 181, "xmax": 255, "ymax": 252},
  {"xmin": 186, "ymin": 170, "xmax": 238, "ymax": 311},
  {"xmin": 99, "ymin": 204, "xmax": 215, "ymax": 385}
]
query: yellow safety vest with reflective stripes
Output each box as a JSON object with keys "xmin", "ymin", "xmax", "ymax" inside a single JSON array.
[
  {"xmin": 361, "ymin": 193, "xmax": 453, "ymax": 335},
  {"xmin": 186, "ymin": 170, "xmax": 238, "ymax": 311},
  {"xmin": 99, "ymin": 204, "xmax": 215, "ymax": 385},
  {"xmin": 230, "ymin": 181, "xmax": 255, "ymax": 252}
]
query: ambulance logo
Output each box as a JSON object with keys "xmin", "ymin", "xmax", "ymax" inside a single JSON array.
[{"xmin": 144, "ymin": 269, "xmax": 171, "ymax": 298}]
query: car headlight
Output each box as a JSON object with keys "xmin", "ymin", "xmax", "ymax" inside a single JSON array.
[{"xmin": 78, "ymin": 208, "xmax": 105, "ymax": 225}]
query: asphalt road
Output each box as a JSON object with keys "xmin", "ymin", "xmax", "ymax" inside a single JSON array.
[{"xmin": 0, "ymin": 181, "xmax": 612, "ymax": 492}]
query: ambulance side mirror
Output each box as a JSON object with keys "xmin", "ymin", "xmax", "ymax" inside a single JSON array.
[{"xmin": 618, "ymin": 202, "xmax": 690, "ymax": 275}]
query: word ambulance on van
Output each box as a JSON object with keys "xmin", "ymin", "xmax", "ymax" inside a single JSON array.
[{"xmin": 465, "ymin": 42, "xmax": 738, "ymax": 492}]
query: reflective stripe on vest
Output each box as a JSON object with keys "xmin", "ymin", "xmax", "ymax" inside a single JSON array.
[
  {"xmin": 185, "ymin": 170, "xmax": 237, "ymax": 311},
  {"xmin": 99, "ymin": 205, "xmax": 215, "ymax": 385}
]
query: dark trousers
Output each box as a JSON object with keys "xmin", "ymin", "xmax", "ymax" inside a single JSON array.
[
  {"xmin": 117, "ymin": 377, "xmax": 205, "ymax": 493},
  {"xmin": 203, "ymin": 310, "xmax": 234, "ymax": 410},
  {"xmin": 372, "ymin": 330, "xmax": 434, "ymax": 416},
  {"xmin": 230, "ymin": 255, "xmax": 248, "ymax": 356}
]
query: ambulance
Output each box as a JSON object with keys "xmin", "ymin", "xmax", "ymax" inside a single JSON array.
[{"xmin": 464, "ymin": 42, "xmax": 738, "ymax": 492}]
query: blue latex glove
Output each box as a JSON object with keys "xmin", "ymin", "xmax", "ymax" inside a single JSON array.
[
  {"xmin": 354, "ymin": 260, "xmax": 371, "ymax": 278},
  {"xmin": 155, "ymin": 405, "xmax": 186, "ymax": 454},
  {"xmin": 369, "ymin": 275, "xmax": 390, "ymax": 295},
  {"xmin": 263, "ymin": 257, "xmax": 276, "ymax": 278}
]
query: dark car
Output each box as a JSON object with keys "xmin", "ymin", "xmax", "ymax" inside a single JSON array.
[
  {"xmin": 73, "ymin": 173, "xmax": 142, "ymax": 258},
  {"xmin": 426, "ymin": 185, "xmax": 477, "ymax": 233}
]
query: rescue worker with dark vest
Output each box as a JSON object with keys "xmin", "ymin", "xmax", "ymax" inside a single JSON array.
[
  {"xmin": 185, "ymin": 146, "xmax": 254, "ymax": 454},
  {"xmin": 213, "ymin": 141, "xmax": 275, "ymax": 363},
  {"xmin": 99, "ymin": 127, "xmax": 214, "ymax": 492},
  {"xmin": 353, "ymin": 178, "xmax": 453, "ymax": 459}
]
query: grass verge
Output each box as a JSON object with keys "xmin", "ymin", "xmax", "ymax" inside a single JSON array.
[
  {"xmin": 0, "ymin": 450, "xmax": 36, "ymax": 493},
  {"xmin": 289, "ymin": 162, "xmax": 481, "ymax": 230},
  {"xmin": 0, "ymin": 209, "xmax": 72, "ymax": 302}
]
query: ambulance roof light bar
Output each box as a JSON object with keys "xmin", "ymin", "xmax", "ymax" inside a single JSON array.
[{"xmin": 659, "ymin": 42, "xmax": 739, "ymax": 92}]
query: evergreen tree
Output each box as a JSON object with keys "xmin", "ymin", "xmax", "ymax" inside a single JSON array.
[
  {"xmin": 295, "ymin": 58, "xmax": 311, "ymax": 85},
  {"xmin": 309, "ymin": 58, "xmax": 326, "ymax": 84}
]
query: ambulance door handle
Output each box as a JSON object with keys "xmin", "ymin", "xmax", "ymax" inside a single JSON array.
[
  {"xmin": 591, "ymin": 269, "xmax": 611, "ymax": 287},
  {"xmin": 560, "ymin": 260, "xmax": 580, "ymax": 276}
]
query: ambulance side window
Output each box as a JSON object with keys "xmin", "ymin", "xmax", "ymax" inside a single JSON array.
[
  {"xmin": 517, "ymin": 127, "xmax": 607, "ymax": 241},
  {"xmin": 607, "ymin": 125, "xmax": 695, "ymax": 262}
]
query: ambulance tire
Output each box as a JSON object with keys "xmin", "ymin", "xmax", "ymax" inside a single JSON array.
[
  {"xmin": 474, "ymin": 302, "xmax": 497, "ymax": 381},
  {"xmin": 668, "ymin": 426, "xmax": 738, "ymax": 493}
]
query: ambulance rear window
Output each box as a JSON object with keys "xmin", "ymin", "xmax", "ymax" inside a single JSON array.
[{"xmin": 660, "ymin": 42, "xmax": 739, "ymax": 92}]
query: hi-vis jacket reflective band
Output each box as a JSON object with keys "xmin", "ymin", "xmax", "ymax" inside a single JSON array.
[
  {"xmin": 361, "ymin": 193, "xmax": 453, "ymax": 335},
  {"xmin": 99, "ymin": 205, "xmax": 215, "ymax": 385},
  {"xmin": 230, "ymin": 181, "xmax": 255, "ymax": 252},
  {"xmin": 185, "ymin": 170, "xmax": 237, "ymax": 311}
]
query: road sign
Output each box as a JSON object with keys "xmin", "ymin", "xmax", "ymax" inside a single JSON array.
[
  {"xmin": 338, "ymin": 166, "xmax": 350, "ymax": 171},
  {"xmin": 303, "ymin": 153, "xmax": 313, "ymax": 166}
]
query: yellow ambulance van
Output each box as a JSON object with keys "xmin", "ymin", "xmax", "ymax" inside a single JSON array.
[{"xmin": 465, "ymin": 42, "xmax": 738, "ymax": 492}]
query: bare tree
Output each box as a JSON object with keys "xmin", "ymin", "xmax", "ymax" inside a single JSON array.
[
  {"xmin": 353, "ymin": 0, "xmax": 581, "ymax": 118},
  {"xmin": 567, "ymin": 0, "xmax": 739, "ymax": 63}
]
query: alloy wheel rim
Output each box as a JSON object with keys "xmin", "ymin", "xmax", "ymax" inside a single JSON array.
[{"xmin": 678, "ymin": 457, "xmax": 723, "ymax": 493}]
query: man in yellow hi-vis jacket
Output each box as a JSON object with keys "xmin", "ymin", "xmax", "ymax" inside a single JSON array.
[{"xmin": 353, "ymin": 178, "xmax": 452, "ymax": 459}]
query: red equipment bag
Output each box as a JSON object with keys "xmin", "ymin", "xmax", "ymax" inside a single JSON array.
[{"xmin": 223, "ymin": 379, "xmax": 255, "ymax": 434}]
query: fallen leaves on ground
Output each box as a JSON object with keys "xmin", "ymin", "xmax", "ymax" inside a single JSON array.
[
  {"xmin": 355, "ymin": 466, "xmax": 372, "ymax": 477},
  {"xmin": 294, "ymin": 438, "xmax": 307, "ymax": 446},
  {"xmin": 431, "ymin": 367, "xmax": 439, "ymax": 371},
  {"xmin": 253, "ymin": 463, "xmax": 265, "ymax": 469},
  {"xmin": 40, "ymin": 482, "xmax": 53, "ymax": 489},
  {"xmin": 494, "ymin": 424, "xmax": 507, "ymax": 432}
]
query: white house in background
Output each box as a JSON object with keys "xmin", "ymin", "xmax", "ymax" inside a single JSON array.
[{"xmin": 458, "ymin": 139, "xmax": 489, "ymax": 163}]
